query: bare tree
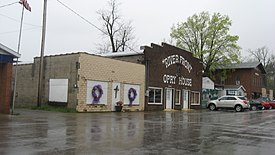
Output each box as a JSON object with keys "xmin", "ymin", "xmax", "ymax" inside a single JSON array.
[
  {"xmin": 248, "ymin": 46, "xmax": 275, "ymax": 89},
  {"xmin": 247, "ymin": 46, "xmax": 275, "ymax": 76},
  {"xmin": 97, "ymin": 0, "xmax": 135, "ymax": 53},
  {"xmin": 248, "ymin": 46, "xmax": 273, "ymax": 69}
]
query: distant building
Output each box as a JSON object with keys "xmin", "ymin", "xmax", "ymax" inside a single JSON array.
[
  {"xmin": 202, "ymin": 77, "xmax": 217, "ymax": 108},
  {"xmin": 0, "ymin": 43, "xmax": 20, "ymax": 114},
  {"xmin": 216, "ymin": 85, "xmax": 246, "ymax": 97},
  {"xmin": 214, "ymin": 62, "xmax": 267, "ymax": 99}
]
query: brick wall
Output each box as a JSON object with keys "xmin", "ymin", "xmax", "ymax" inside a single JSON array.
[
  {"xmin": 215, "ymin": 68, "xmax": 266, "ymax": 99},
  {"xmin": 144, "ymin": 43, "xmax": 203, "ymax": 110},
  {"xmin": 0, "ymin": 63, "xmax": 12, "ymax": 114},
  {"xmin": 77, "ymin": 53, "xmax": 145, "ymax": 112}
]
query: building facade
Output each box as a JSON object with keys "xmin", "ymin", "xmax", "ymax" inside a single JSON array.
[
  {"xmin": 105, "ymin": 43, "xmax": 203, "ymax": 110},
  {"xmin": 0, "ymin": 43, "xmax": 20, "ymax": 114},
  {"xmin": 15, "ymin": 53, "xmax": 145, "ymax": 112},
  {"xmin": 214, "ymin": 62, "xmax": 267, "ymax": 99}
]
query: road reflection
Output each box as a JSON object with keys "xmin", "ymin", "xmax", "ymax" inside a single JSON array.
[{"xmin": 1, "ymin": 110, "xmax": 275, "ymax": 154}]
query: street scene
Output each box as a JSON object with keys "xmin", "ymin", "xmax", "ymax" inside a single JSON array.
[
  {"xmin": 1, "ymin": 1, "xmax": 275, "ymax": 155},
  {"xmin": 1, "ymin": 109, "xmax": 275, "ymax": 155}
]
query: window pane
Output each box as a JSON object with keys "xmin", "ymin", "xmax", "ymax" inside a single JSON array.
[
  {"xmin": 228, "ymin": 97, "xmax": 236, "ymax": 100},
  {"xmin": 194, "ymin": 93, "xmax": 198, "ymax": 103},
  {"xmin": 155, "ymin": 89, "xmax": 162, "ymax": 103},
  {"xmin": 175, "ymin": 90, "xmax": 180, "ymax": 103},
  {"xmin": 191, "ymin": 92, "xmax": 200, "ymax": 105},
  {"xmin": 190, "ymin": 92, "xmax": 194, "ymax": 103},
  {"xmin": 149, "ymin": 89, "xmax": 154, "ymax": 102}
]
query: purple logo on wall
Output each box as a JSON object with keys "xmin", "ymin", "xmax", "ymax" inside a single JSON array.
[
  {"xmin": 128, "ymin": 88, "xmax": 137, "ymax": 106},
  {"xmin": 91, "ymin": 85, "xmax": 103, "ymax": 104}
]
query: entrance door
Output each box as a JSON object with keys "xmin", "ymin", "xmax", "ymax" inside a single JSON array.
[
  {"xmin": 112, "ymin": 83, "xmax": 121, "ymax": 111},
  {"xmin": 182, "ymin": 90, "xmax": 189, "ymax": 109},
  {"xmin": 166, "ymin": 88, "xmax": 173, "ymax": 109}
]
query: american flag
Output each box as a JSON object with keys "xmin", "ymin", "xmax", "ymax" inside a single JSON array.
[{"xmin": 19, "ymin": 0, "xmax": 31, "ymax": 12}]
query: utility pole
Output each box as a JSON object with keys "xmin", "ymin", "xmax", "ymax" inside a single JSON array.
[
  {"xmin": 37, "ymin": 0, "xmax": 47, "ymax": 107},
  {"xmin": 11, "ymin": 0, "xmax": 32, "ymax": 114},
  {"xmin": 11, "ymin": 5, "xmax": 24, "ymax": 115}
]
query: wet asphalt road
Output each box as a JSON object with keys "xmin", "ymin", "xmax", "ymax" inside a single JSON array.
[{"xmin": 1, "ymin": 109, "xmax": 275, "ymax": 155}]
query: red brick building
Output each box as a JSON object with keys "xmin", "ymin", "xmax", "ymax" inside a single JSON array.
[
  {"xmin": 0, "ymin": 43, "xmax": 20, "ymax": 114},
  {"xmin": 214, "ymin": 62, "xmax": 267, "ymax": 99}
]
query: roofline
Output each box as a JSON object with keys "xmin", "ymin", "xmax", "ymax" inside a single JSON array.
[
  {"xmin": 0, "ymin": 43, "xmax": 20, "ymax": 58},
  {"xmin": 33, "ymin": 51, "xmax": 91, "ymax": 59},
  {"xmin": 31, "ymin": 51, "xmax": 145, "ymax": 67},
  {"xmin": 101, "ymin": 51, "xmax": 144, "ymax": 57},
  {"xmin": 217, "ymin": 62, "xmax": 261, "ymax": 69},
  {"xmin": 216, "ymin": 62, "xmax": 266, "ymax": 74}
]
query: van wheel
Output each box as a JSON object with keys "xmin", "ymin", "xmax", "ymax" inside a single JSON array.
[
  {"xmin": 235, "ymin": 105, "xmax": 243, "ymax": 112},
  {"xmin": 209, "ymin": 104, "xmax": 216, "ymax": 111}
]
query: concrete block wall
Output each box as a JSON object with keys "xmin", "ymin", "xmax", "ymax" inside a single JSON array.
[
  {"xmin": 76, "ymin": 53, "xmax": 145, "ymax": 112},
  {"xmin": 15, "ymin": 53, "xmax": 80, "ymax": 108},
  {"xmin": 40, "ymin": 54, "xmax": 79, "ymax": 108},
  {"xmin": 15, "ymin": 64, "xmax": 37, "ymax": 107}
]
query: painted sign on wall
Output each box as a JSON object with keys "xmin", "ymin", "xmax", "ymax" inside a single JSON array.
[
  {"xmin": 162, "ymin": 54, "xmax": 193, "ymax": 87},
  {"xmin": 124, "ymin": 84, "xmax": 140, "ymax": 105},
  {"xmin": 162, "ymin": 54, "xmax": 192, "ymax": 73},
  {"xmin": 86, "ymin": 81, "xmax": 108, "ymax": 104}
]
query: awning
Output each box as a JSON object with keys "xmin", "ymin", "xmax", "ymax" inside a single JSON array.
[{"xmin": 0, "ymin": 54, "xmax": 15, "ymax": 63}]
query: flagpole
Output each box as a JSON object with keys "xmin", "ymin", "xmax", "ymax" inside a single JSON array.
[
  {"xmin": 11, "ymin": 5, "xmax": 25, "ymax": 115},
  {"xmin": 37, "ymin": 0, "xmax": 47, "ymax": 107}
]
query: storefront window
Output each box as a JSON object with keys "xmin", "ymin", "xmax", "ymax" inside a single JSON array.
[
  {"xmin": 148, "ymin": 87, "xmax": 162, "ymax": 104},
  {"xmin": 190, "ymin": 91, "xmax": 200, "ymax": 105},
  {"xmin": 175, "ymin": 90, "xmax": 181, "ymax": 105}
]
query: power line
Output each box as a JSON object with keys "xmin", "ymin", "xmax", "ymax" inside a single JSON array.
[
  {"xmin": 0, "ymin": 27, "xmax": 41, "ymax": 35},
  {"xmin": 0, "ymin": 1, "xmax": 18, "ymax": 9},
  {"xmin": 0, "ymin": 13, "xmax": 41, "ymax": 27},
  {"xmin": 55, "ymin": 0, "xmax": 140, "ymax": 53},
  {"xmin": 56, "ymin": 0, "xmax": 106, "ymax": 35}
]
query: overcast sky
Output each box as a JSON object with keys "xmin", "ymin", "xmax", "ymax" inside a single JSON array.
[{"xmin": 1, "ymin": 0, "xmax": 274, "ymax": 63}]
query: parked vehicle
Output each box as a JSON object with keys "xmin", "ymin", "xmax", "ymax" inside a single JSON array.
[
  {"xmin": 249, "ymin": 100, "xmax": 263, "ymax": 111},
  {"xmin": 207, "ymin": 96, "xmax": 249, "ymax": 112},
  {"xmin": 256, "ymin": 97, "xmax": 275, "ymax": 109}
]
